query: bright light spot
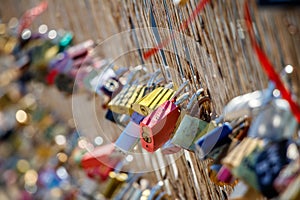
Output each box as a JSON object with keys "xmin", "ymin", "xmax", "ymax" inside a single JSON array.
[
  {"xmin": 258, "ymin": 124, "xmax": 266, "ymax": 135},
  {"xmin": 94, "ymin": 136, "xmax": 103, "ymax": 145},
  {"xmin": 55, "ymin": 135, "xmax": 66, "ymax": 146},
  {"xmin": 57, "ymin": 152, "xmax": 68, "ymax": 163},
  {"xmin": 272, "ymin": 115, "xmax": 282, "ymax": 127},
  {"xmin": 287, "ymin": 143, "xmax": 299, "ymax": 160},
  {"xmin": 285, "ymin": 65, "xmax": 294, "ymax": 74},
  {"xmin": 16, "ymin": 110, "xmax": 28, "ymax": 124},
  {"xmin": 24, "ymin": 170, "xmax": 38, "ymax": 186},
  {"xmin": 125, "ymin": 155, "xmax": 134, "ymax": 162},
  {"xmin": 134, "ymin": 145, "xmax": 138, "ymax": 151},
  {"xmin": 78, "ymin": 137, "xmax": 88, "ymax": 149},
  {"xmin": 48, "ymin": 30, "xmax": 57, "ymax": 39},
  {"xmin": 158, "ymin": 181, "xmax": 164, "ymax": 186},
  {"xmin": 21, "ymin": 29, "xmax": 31, "ymax": 40},
  {"xmin": 38, "ymin": 24, "xmax": 48, "ymax": 34},
  {"xmin": 17, "ymin": 159, "xmax": 30, "ymax": 173},
  {"xmin": 56, "ymin": 167, "xmax": 68, "ymax": 180},
  {"xmin": 273, "ymin": 89, "xmax": 281, "ymax": 97}
]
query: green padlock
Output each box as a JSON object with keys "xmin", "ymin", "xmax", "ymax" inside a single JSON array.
[{"xmin": 171, "ymin": 89, "xmax": 213, "ymax": 151}]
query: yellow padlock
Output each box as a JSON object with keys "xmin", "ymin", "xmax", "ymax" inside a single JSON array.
[
  {"xmin": 132, "ymin": 86, "xmax": 175, "ymax": 116},
  {"xmin": 108, "ymin": 65, "xmax": 151, "ymax": 115}
]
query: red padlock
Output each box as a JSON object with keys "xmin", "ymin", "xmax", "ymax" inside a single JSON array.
[
  {"xmin": 81, "ymin": 143, "xmax": 122, "ymax": 181},
  {"xmin": 140, "ymin": 91, "xmax": 189, "ymax": 152}
]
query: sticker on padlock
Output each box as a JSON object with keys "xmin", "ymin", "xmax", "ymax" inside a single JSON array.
[
  {"xmin": 140, "ymin": 89, "xmax": 190, "ymax": 153},
  {"xmin": 195, "ymin": 117, "xmax": 248, "ymax": 159}
]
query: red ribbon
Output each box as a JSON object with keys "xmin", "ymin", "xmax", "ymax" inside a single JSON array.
[
  {"xmin": 143, "ymin": 0, "xmax": 210, "ymax": 60},
  {"xmin": 244, "ymin": 1, "xmax": 300, "ymax": 122},
  {"xmin": 18, "ymin": 1, "xmax": 48, "ymax": 35}
]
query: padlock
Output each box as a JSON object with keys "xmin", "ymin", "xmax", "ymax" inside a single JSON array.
[
  {"xmin": 247, "ymin": 98, "xmax": 297, "ymax": 141},
  {"xmin": 222, "ymin": 81, "xmax": 276, "ymax": 121},
  {"xmin": 222, "ymin": 137, "xmax": 264, "ymax": 170},
  {"xmin": 132, "ymin": 85, "xmax": 175, "ymax": 116},
  {"xmin": 129, "ymin": 70, "xmax": 163, "ymax": 124},
  {"xmin": 253, "ymin": 140, "xmax": 291, "ymax": 198},
  {"xmin": 100, "ymin": 67, "xmax": 128, "ymax": 97},
  {"xmin": 108, "ymin": 66, "xmax": 148, "ymax": 115},
  {"xmin": 114, "ymin": 121, "xmax": 140, "ymax": 153},
  {"xmin": 81, "ymin": 143, "xmax": 122, "ymax": 181},
  {"xmin": 114, "ymin": 72, "xmax": 164, "ymax": 152},
  {"xmin": 140, "ymin": 90, "xmax": 190, "ymax": 152},
  {"xmin": 195, "ymin": 117, "xmax": 248, "ymax": 159},
  {"xmin": 171, "ymin": 89, "xmax": 211, "ymax": 151}
]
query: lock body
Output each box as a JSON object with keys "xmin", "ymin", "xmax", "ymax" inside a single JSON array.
[
  {"xmin": 195, "ymin": 122, "xmax": 233, "ymax": 159},
  {"xmin": 171, "ymin": 115, "xmax": 208, "ymax": 151},
  {"xmin": 131, "ymin": 111, "xmax": 145, "ymax": 124},
  {"xmin": 108, "ymin": 85, "xmax": 145, "ymax": 115},
  {"xmin": 115, "ymin": 121, "xmax": 140, "ymax": 153},
  {"xmin": 81, "ymin": 143, "xmax": 121, "ymax": 180},
  {"xmin": 132, "ymin": 87, "xmax": 174, "ymax": 116},
  {"xmin": 161, "ymin": 139, "xmax": 181, "ymax": 154},
  {"xmin": 140, "ymin": 100, "xmax": 180, "ymax": 152},
  {"xmin": 100, "ymin": 77, "xmax": 123, "ymax": 97}
]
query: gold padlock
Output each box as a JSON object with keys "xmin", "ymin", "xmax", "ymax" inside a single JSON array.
[
  {"xmin": 108, "ymin": 66, "xmax": 148, "ymax": 115},
  {"xmin": 132, "ymin": 86, "xmax": 175, "ymax": 116}
]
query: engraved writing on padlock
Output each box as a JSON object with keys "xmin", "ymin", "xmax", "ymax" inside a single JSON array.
[
  {"xmin": 140, "ymin": 93, "xmax": 189, "ymax": 152},
  {"xmin": 132, "ymin": 87, "xmax": 175, "ymax": 116}
]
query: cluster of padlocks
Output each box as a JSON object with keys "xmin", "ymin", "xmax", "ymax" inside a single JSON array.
[{"xmin": 1, "ymin": 1, "xmax": 300, "ymax": 199}]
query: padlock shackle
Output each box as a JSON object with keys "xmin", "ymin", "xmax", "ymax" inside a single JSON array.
[
  {"xmin": 174, "ymin": 92, "xmax": 190, "ymax": 106},
  {"xmin": 125, "ymin": 65, "xmax": 147, "ymax": 85},
  {"xmin": 171, "ymin": 80, "xmax": 189, "ymax": 99},
  {"xmin": 147, "ymin": 70, "xmax": 161, "ymax": 87},
  {"xmin": 187, "ymin": 88, "xmax": 205, "ymax": 111},
  {"xmin": 165, "ymin": 82, "xmax": 173, "ymax": 89},
  {"xmin": 191, "ymin": 96, "xmax": 212, "ymax": 117}
]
